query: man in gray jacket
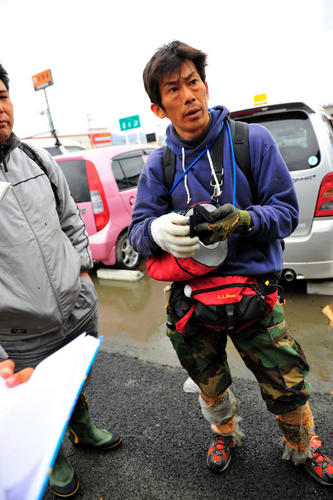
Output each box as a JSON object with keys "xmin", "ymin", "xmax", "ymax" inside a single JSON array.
[{"xmin": 0, "ymin": 64, "xmax": 122, "ymax": 497}]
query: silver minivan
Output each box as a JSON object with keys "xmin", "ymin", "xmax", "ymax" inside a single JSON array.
[{"xmin": 231, "ymin": 102, "xmax": 333, "ymax": 281}]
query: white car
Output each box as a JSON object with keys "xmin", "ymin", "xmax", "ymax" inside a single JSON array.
[
  {"xmin": 231, "ymin": 102, "xmax": 333, "ymax": 281},
  {"xmin": 21, "ymin": 137, "xmax": 87, "ymax": 156}
]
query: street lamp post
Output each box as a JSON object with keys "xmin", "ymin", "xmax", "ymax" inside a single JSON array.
[{"xmin": 43, "ymin": 88, "xmax": 61, "ymax": 147}]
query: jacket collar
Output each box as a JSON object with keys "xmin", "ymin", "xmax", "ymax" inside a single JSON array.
[{"xmin": 0, "ymin": 133, "xmax": 19, "ymax": 163}]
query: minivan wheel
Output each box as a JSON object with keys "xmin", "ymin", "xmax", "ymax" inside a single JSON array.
[{"xmin": 116, "ymin": 232, "xmax": 141, "ymax": 270}]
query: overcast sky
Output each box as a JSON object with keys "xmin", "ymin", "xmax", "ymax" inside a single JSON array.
[{"xmin": 2, "ymin": 0, "xmax": 333, "ymax": 139}]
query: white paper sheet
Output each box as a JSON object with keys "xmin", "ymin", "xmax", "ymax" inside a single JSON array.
[{"xmin": 0, "ymin": 333, "xmax": 102, "ymax": 500}]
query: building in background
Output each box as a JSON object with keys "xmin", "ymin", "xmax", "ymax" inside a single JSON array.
[{"xmin": 22, "ymin": 129, "xmax": 164, "ymax": 153}]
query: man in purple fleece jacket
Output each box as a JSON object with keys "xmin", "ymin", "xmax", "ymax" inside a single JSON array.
[{"xmin": 128, "ymin": 41, "xmax": 333, "ymax": 485}]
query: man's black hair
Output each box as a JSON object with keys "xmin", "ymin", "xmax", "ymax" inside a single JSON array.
[
  {"xmin": 143, "ymin": 40, "xmax": 207, "ymax": 107},
  {"xmin": 0, "ymin": 64, "xmax": 9, "ymax": 91}
]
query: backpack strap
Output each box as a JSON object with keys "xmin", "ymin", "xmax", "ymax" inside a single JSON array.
[
  {"xmin": 18, "ymin": 142, "xmax": 60, "ymax": 206},
  {"xmin": 162, "ymin": 145, "xmax": 177, "ymax": 193},
  {"xmin": 228, "ymin": 119, "xmax": 257, "ymax": 203}
]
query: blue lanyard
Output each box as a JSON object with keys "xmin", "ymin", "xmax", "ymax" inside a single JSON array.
[
  {"xmin": 225, "ymin": 120, "xmax": 237, "ymax": 206},
  {"xmin": 168, "ymin": 120, "xmax": 225, "ymax": 195}
]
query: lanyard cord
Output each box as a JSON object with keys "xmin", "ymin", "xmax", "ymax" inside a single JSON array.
[
  {"xmin": 168, "ymin": 120, "xmax": 225, "ymax": 195},
  {"xmin": 225, "ymin": 120, "xmax": 237, "ymax": 206}
]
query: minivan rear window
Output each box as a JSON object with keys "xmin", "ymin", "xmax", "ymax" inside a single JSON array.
[
  {"xmin": 243, "ymin": 111, "xmax": 320, "ymax": 171},
  {"xmin": 56, "ymin": 159, "xmax": 90, "ymax": 203}
]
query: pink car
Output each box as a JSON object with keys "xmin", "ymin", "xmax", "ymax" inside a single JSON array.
[{"xmin": 56, "ymin": 145, "xmax": 157, "ymax": 269}]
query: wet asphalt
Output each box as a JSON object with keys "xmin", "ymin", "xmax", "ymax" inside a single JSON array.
[{"xmin": 42, "ymin": 350, "xmax": 333, "ymax": 500}]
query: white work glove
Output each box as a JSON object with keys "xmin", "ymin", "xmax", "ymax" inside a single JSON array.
[{"xmin": 150, "ymin": 213, "xmax": 200, "ymax": 258}]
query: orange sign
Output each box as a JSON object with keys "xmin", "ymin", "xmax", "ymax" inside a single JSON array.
[
  {"xmin": 90, "ymin": 132, "xmax": 112, "ymax": 148},
  {"xmin": 32, "ymin": 69, "xmax": 53, "ymax": 91}
]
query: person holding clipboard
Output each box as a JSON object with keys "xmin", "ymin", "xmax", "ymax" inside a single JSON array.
[{"xmin": 0, "ymin": 64, "xmax": 122, "ymax": 498}]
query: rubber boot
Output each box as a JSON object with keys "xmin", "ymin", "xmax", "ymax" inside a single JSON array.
[
  {"xmin": 49, "ymin": 446, "xmax": 79, "ymax": 497},
  {"xmin": 68, "ymin": 390, "xmax": 122, "ymax": 450}
]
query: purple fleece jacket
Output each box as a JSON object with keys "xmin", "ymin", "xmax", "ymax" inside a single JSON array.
[{"xmin": 128, "ymin": 105, "xmax": 299, "ymax": 278}]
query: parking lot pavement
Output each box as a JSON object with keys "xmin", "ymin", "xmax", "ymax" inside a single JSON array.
[{"xmin": 43, "ymin": 351, "xmax": 333, "ymax": 500}]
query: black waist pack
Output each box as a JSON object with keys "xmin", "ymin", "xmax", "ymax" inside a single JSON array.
[{"xmin": 168, "ymin": 276, "xmax": 281, "ymax": 334}]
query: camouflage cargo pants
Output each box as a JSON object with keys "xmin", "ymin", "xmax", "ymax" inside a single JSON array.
[{"xmin": 167, "ymin": 300, "xmax": 312, "ymax": 415}]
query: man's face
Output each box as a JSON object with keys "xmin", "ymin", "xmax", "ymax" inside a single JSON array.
[
  {"xmin": 0, "ymin": 80, "xmax": 14, "ymax": 145},
  {"xmin": 151, "ymin": 60, "xmax": 210, "ymax": 141}
]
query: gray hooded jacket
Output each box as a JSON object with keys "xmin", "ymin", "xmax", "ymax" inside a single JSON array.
[{"xmin": 0, "ymin": 135, "xmax": 94, "ymax": 341}]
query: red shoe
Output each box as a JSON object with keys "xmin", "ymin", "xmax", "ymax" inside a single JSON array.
[
  {"xmin": 304, "ymin": 436, "xmax": 333, "ymax": 486},
  {"xmin": 207, "ymin": 435, "xmax": 234, "ymax": 473}
]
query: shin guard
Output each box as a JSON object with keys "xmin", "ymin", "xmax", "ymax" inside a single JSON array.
[
  {"xmin": 199, "ymin": 389, "xmax": 243, "ymax": 446},
  {"xmin": 276, "ymin": 402, "xmax": 315, "ymax": 464}
]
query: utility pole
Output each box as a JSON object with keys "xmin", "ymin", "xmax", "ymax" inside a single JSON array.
[
  {"xmin": 43, "ymin": 88, "xmax": 61, "ymax": 146},
  {"xmin": 87, "ymin": 113, "xmax": 94, "ymax": 148}
]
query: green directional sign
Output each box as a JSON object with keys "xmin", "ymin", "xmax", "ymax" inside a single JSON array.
[{"xmin": 119, "ymin": 115, "xmax": 141, "ymax": 131}]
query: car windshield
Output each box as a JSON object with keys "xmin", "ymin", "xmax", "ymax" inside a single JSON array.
[
  {"xmin": 244, "ymin": 111, "xmax": 320, "ymax": 171},
  {"xmin": 45, "ymin": 146, "xmax": 63, "ymax": 156},
  {"xmin": 65, "ymin": 145, "xmax": 86, "ymax": 153}
]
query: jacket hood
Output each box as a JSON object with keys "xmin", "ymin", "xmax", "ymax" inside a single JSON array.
[{"xmin": 165, "ymin": 105, "xmax": 230, "ymax": 157}]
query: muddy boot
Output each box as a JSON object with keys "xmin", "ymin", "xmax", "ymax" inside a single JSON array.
[
  {"xmin": 49, "ymin": 446, "xmax": 79, "ymax": 497},
  {"xmin": 68, "ymin": 390, "xmax": 122, "ymax": 450}
]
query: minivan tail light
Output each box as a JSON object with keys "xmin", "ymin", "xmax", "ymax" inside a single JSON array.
[
  {"xmin": 85, "ymin": 160, "xmax": 110, "ymax": 231},
  {"xmin": 314, "ymin": 173, "xmax": 333, "ymax": 217}
]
